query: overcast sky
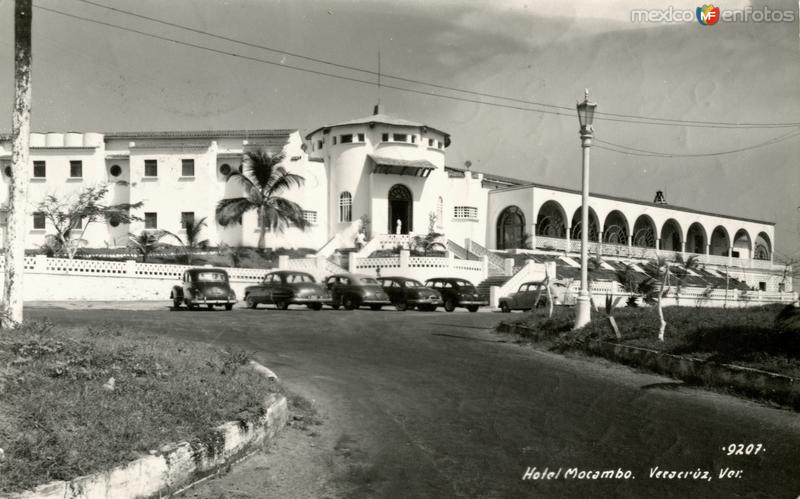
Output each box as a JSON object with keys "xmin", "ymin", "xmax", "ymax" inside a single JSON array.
[{"xmin": 0, "ymin": 0, "xmax": 798, "ymax": 263}]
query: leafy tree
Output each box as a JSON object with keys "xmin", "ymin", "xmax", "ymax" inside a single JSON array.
[
  {"xmin": 127, "ymin": 230, "xmax": 180, "ymax": 263},
  {"xmin": 412, "ymin": 231, "xmax": 446, "ymax": 255},
  {"xmin": 175, "ymin": 216, "xmax": 208, "ymax": 264},
  {"xmin": 37, "ymin": 184, "xmax": 142, "ymax": 259},
  {"xmin": 215, "ymin": 150, "xmax": 309, "ymax": 250},
  {"xmin": 217, "ymin": 243, "xmax": 249, "ymax": 268}
]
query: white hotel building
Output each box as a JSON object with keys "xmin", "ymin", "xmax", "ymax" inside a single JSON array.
[{"xmin": 0, "ymin": 105, "xmax": 793, "ymax": 299}]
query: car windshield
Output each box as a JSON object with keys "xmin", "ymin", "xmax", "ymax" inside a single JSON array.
[
  {"xmin": 196, "ymin": 271, "xmax": 227, "ymax": 282},
  {"xmin": 404, "ymin": 279, "xmax": 424, "ymax": 287},
  {"xmin": 359, "ymin": 277, "xmax": 380, "ymax": 285}
]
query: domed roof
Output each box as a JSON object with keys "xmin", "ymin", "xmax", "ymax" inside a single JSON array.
[{"xmin": 305, "ymin": 106, "xmax": 450, "ymax": 146}]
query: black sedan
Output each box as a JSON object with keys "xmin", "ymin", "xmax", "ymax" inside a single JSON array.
[
  {"xmin": 378, "ymin": 276, "xmax": 443, "ymax": 311},
  {"xmin": 243, "ymin": 270, "xmax": 332, "ymax": 310},
  {"xmin": 424, "ymin": 277, "xmax": 487, "ymax": 312},
  {"xmin": 171, "ymin": 268, "xmax": 237, "ymax": 310},
  {"xmin": 324, "ymin": 273, "xmax": 392, "ymax": 310}
]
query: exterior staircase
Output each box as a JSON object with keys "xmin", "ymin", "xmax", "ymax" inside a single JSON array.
[
  {"xmin": 327, "ymin": 247, "xmax": 358, "ymax": 274},
  {"xmin": 476, "ymin": 275, "xmax": 511, "ymax": 301}
]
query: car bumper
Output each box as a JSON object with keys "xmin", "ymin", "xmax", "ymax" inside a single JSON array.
[
  {"xmin": 291, "ymin": 296, "xmax": 333, "ymax": 304},
  {"xmin": 190, "ymin": 298, "xmax": 237, "ymax": 305},
  {"xmin": 458, "ymin": 300, "xmax": 488, "ymax": 306},
  {"xmin": 407, "ymin": 298, "xmax": 443, "ymax": 306},
  {"xmin": 362, "ymin": 299, "xmax": 392, "ymax": 306}
]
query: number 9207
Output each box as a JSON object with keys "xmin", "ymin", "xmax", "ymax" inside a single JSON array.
[{"xmin": 724, "ymin": 443, "xmax": 764, "ymax": 456}]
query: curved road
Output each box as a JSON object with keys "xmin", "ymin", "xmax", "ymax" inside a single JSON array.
[{"xmin": 32, "ymin": 306, "xmax": 800, "ymax": 498}]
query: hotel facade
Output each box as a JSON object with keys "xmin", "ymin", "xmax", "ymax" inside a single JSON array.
[{"xmin": 0, "ymin": 106, "xmax": 792, "ymax": 297}]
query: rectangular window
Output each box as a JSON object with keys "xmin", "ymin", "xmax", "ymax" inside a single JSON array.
[
  {"xmin": 453, "ymin": 206, "xmax": 478, "ymax": 219},
  {"xmin": 428, "ymin": 138, "xmax": 434, "ymax": 147},
  {"xmin": 144, "ymin": 212, "xmax": 158, "ymax": 229},
  {"xmin": 144, "ymin": 159, "xmax": 158, "ymax": 177},
  {"xmin": 180, "ymin": 211, "xmax": 195, "ymax": 229},
  {"xmin": 32, "ymin": 212, "xmax": 45, "ymax": 230},
  {"xmin": 302, "ymin": 210, "xmax": 318, "ymax": 225},
  {"xmin": 317, "ymin": 139, "xmax": 323, "ymax": 149},
  {"xmin": 33, "ymin": 161, "xmax": 46, "ymax": 178},
  {"xmin": 382, "ymin": 133, "xmax": 389, "ymax": 142},
  {"xmin": 69, "ymin": 160, "xmax": 82, "ymax": 178},
  {"xmin": 411, "ymin": 135, "xmax": 416, "ymax": 144},
  {"xmin": 340, "ymin": 134, "xmax": 353, "ymax": 144},
  {"xmin": 437, "ymin": 141, "xmax": 443, "ymax": 149},
  {"xmin": 181, "ymin": 159, "xmax": 195, "ymax": 177},
  {"xmin": 358, "ymin": 133, "xmax": 365, "ymax": 142},
  {"xmin": 758, "ymin": 282, "xmax": 767, "ymax": 291},
  {"xmin": 332, "ymin": 136, "xmax": 337, "ymax": 145},
  {"xmin": 392, "ymin": 133, "xmax": 407, "ymax": 142}
]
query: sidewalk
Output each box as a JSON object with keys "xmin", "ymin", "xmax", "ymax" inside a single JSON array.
[{"xmin": 25, "ymin": 301, "xmax": 169, "ymax": 311}]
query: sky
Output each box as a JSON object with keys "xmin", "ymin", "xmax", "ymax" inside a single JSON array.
[{"xmin": 0, "ymin": 0, "xmax": 798, "ymax": 265}]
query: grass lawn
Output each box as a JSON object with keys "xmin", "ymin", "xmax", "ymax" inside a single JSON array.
[
  {"xmin": 498, "ymin": 304, "xmax": 800, "ymax": 378},
  {"xmin": 0, "ymin": 320, "xmax": 280, "ymax": 494}
]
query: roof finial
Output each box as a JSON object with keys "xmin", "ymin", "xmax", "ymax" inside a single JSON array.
[{"xmin": 584, "ymin": 88, "xmax": 589, "ymax": 101}]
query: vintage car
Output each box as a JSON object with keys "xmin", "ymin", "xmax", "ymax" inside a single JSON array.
[
  {"xmin": 424, "ymin": 277, "xmax": 487, "ymax": 312},
  {"xmin": 243, "ymin": 270, "xmax": 332, "ymax": 310},
  {"xmin": 499, "ymin": 280, "xmax": 574, "ymax": 312},
  {"xmin": 171, "ymin": 268, "xmax": 237, "ymax": 310},
  {"xmin": 324, "ymin": 273, "xmax": 392, "ymax": 310},
  {"xmin": 378, "ymin": 276, "xmax": 443, "ymax": 311}
]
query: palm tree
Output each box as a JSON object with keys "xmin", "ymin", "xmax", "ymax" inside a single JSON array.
[
  {"xmin": 128, "ymin": 230, "xmax": 180, "ymax": 263},
  {"xmin": 215, "ymin": 150, "xmax": 309, "ymax": 250},
  {"xmin": 177, "ymin": 216, "xmax": 208, "ymax": 264},
  {"xmin": 672, "ymin": 254, "xmax": 701, "ymax": 306}
]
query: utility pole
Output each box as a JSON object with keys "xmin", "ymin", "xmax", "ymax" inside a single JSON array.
[{"xmin": 3, "ymin": 0, "xmax": 33, "ymax": 328}]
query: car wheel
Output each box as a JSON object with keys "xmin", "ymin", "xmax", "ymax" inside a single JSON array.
[
  {"xmin": 444, "ymin": 299, "xmax": 456, "ymax": 312},
  {"xmin": 307, "ymin": 303, "xmax": 323, "ymax": 311},
  {"xmin": 207, "ymin": 304, "xmax": 214, "ymax": 310},
  {"xmin": 343, "ymin": 296, "xmax": 358, "ymax": 310},
  {"xmin": 395, "ymin": 301, "xmax": 408, "ymax": 311},
  {"xmin": 275, "ymin": 299, "xmax": 289, "ymax": 311},
  {"xmin": 370, "ymin": 304, "xmax": 382, "ymax": 311},
  {"xmin": 172, "ymin": 297, "xmax": 182, "ymax": 309},
  {"xmin": 187, "ymin": 302, "xmax": 197, "ymax": 311},
  {"xmin": 330, "ymin": 304, "xmax": 340, "ymax": 310},
  {"xmin": 500, "ymin": 302, "xmax": 510, "ymax": 313},
  {"xmin": 467, "ymin": 305, "xmax": 479, "ymax": 313},
  {"xmin": 245, "ymin": 295, "xmax": 258, "ymax": 309},
  {"xmin": 225, "ymin": 304, "xmax": 233, "ymax": 311}
]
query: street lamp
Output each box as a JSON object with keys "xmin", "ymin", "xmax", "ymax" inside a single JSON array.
[{"xmin": 574, "ymin": 89, "xmax": 597, "ymax": 329}]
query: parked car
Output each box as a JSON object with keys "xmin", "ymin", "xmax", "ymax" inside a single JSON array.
[
  {"xmin": 324, "ymin": 273, "xmax": 392, "ymax": 310},
  {"xmin": 424, "ymin": 278, "xmax": 487, "ymax": 312},
  {"xmin": 243, "ymin": 270, "xmax": 332, "ymax": 310},
  {"xmin": 378, "ymin": 276, "xmax": 443, "ymax": 311},
  {"xmin": 499, "ymin": 280, "xmax": 574, "ymax": 312},
  {"xmin": 171, "ymin": 268, "xmax": 236, "ymax": 310}
]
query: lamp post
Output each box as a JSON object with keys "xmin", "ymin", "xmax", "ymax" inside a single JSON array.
[{"xmin": 574, "ymin": 89, "xmax": 597, "ymax": 329}]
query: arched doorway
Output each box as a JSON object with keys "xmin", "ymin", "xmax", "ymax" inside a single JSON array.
[
  {"xmin": 388, "ymin": 184, "xmax": 412, "ymax": 234},
  {"xmin": 497, "ymin": 206, "xmax": 526, "ymax": 250}
]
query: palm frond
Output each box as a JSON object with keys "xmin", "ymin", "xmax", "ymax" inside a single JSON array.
[
  {"xmin": 244, "ymin": 150, "xmax": 284, "ymax": 190},
  {"xmin": 262, "ymin": 197, "xmax": 310, "ymax": 231},
  {"xmin": 267, "ymin": 167, "xmax": 306, "ymax": 196},
  {"xmin": 216, "ymin": 197, "xmax": 255, "ymax": 226}
]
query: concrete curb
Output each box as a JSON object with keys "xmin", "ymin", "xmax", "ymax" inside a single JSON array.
[
  {"xmin": 581, "ymin": 341, "xmax": 800, "ymax": 408},
  {"xmin": 3, "ymin": 369, "xmax": 288, "ymax": 499}
]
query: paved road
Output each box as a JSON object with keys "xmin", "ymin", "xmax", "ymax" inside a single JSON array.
[{"xmin": 30, "ymin": 305, "xmax": 800, "ymax": 498}]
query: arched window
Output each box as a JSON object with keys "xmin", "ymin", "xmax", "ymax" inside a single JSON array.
[
  {"xmin": 436, "ymin": 197, "xmax": 443, "ymax": 228},
  {"xmin": 339, "ymin": 192, "xmax": 352, "ymax": 223}
]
